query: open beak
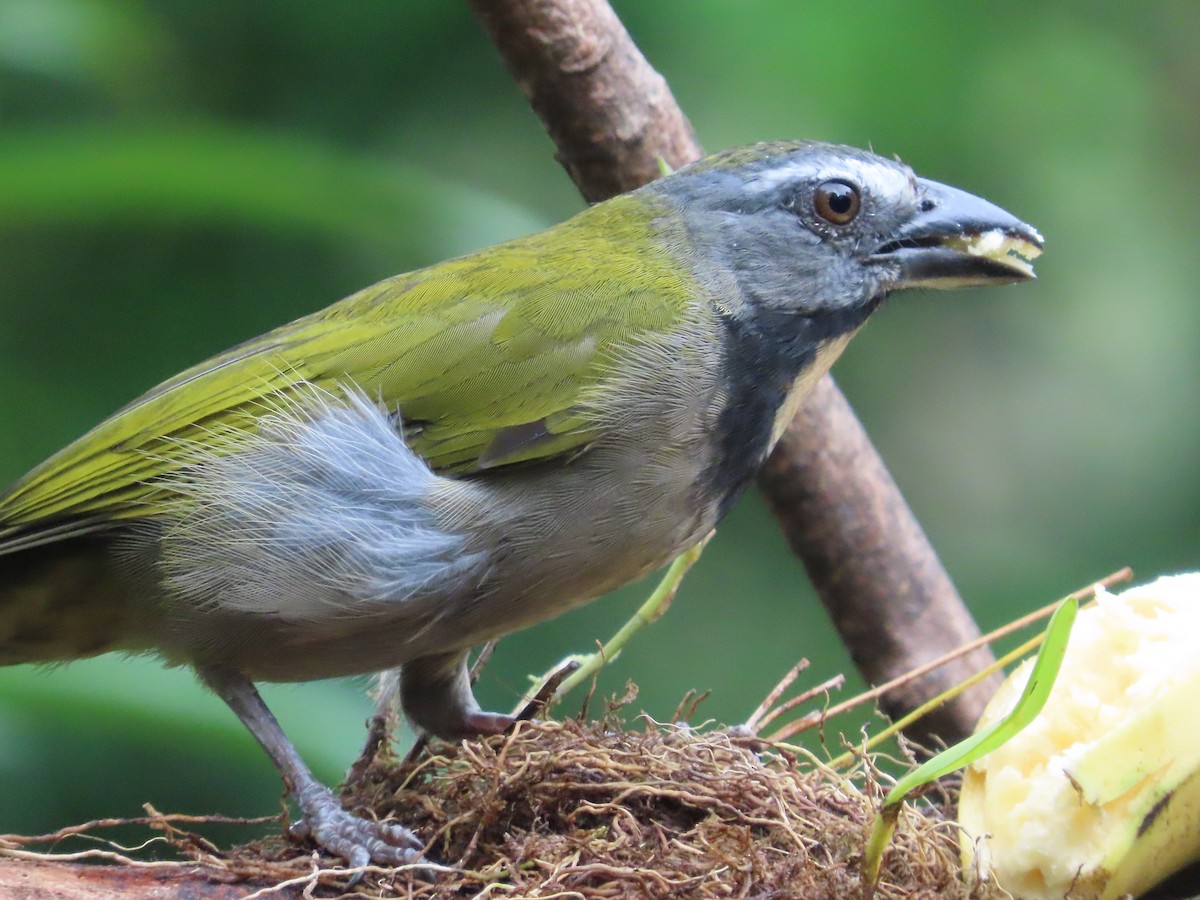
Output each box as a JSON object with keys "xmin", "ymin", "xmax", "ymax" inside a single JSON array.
[{"xmin": 873, "ymin": 178, "xmax": 1044, "ymax": 290}]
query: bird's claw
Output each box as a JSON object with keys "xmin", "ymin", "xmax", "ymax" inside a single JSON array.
[{"xmin": 290, "ymin": 786, "xmax": 423, "ymax": 874}]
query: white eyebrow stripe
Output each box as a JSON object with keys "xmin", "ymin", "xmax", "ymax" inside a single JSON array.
[
  {"xmin": 743, "ymin": 160, "xmax": 817, "ymax": 192},
  {"xmin": 744, "ymin": 156, "xmax": 914, "ymax": 197}
]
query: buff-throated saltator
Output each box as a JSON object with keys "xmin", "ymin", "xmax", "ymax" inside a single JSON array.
[{"xmin": 0, "ymin": 141, "xmax": 1041, "ymax": 865}]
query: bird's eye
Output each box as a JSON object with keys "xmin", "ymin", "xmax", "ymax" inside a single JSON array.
[{"xmin": 813, "ymin": 180, "xmax": 861, "ymax": 225}]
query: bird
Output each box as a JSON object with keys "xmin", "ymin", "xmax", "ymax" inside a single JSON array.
[{"xmin": 0, "ymin": 141, "xmax": 1041, "ymax": 867}]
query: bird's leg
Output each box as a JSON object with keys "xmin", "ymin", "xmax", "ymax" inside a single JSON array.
[
  {"xmin": 399, "ymin": 650, "xmax": 513, "ymax": 739},
  {"xmin": 346, "ymin": 668, "xmax": 401, "ymax": 785},
  {"xmin": 350, "ymin": 648, "xmax": 512, "ymax": 778},
  {"xmin": 196, "ymin": 663, "xmax": 422, "ymax": 868}
]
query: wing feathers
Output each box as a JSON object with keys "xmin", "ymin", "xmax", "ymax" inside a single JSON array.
[{"xmin": 0, "ymin": 196, "xmax": 698, "ymax": 548}]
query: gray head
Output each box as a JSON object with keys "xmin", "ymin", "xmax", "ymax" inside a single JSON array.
[
  {"xmin": 647, "ymin": 142, "xmax": 1044, "ymax": 514},
  {"xmin": 650, "ymin": 140, "xmax": 1043, "ymax": 327}
]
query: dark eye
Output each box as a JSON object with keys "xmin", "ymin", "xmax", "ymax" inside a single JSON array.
[{"xmin": 813, "ymin": 180, "xmax": 861, "ymax": 225}]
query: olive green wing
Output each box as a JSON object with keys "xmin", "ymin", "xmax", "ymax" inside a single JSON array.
[{"xmin": 0, "ymin": 200, "xmax": 697, "ymax": 539}]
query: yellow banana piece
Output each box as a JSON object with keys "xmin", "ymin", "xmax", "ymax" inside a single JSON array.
[{"xmin": 960, "ymin": 574, "xmax": 1200, "ymax": 899}]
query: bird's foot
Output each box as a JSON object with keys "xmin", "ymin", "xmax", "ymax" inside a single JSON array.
[
  {"xmin": 458, "ymin": 710, "xmax": 514, "ymax": 736},
  {"xmin": 290, "ymin": 783, "xmax": 422, "ymax": 870}
]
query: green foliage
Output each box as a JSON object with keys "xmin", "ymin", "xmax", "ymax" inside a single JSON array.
[
  {"xmin": 0, "ymin": 0, "xmax": 1196, "ymax": 836},
  {"xmin": 863, "ymin": 598, "xmax": 1079, "ymax": 885}
]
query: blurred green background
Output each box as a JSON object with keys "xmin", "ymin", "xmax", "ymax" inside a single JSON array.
[{"xmin": 1, "ymin": 0, "xmax": 1197, "ymax": 845}]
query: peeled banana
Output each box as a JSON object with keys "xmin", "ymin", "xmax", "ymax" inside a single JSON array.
[{"xmin": 959, "ymin": 573, "xmax": 1200, "ymax": 899}]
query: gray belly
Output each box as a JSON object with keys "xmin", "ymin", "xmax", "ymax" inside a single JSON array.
[{"xmin": 248, "ymin": 471, "xmax": 708, "ymax": 680}]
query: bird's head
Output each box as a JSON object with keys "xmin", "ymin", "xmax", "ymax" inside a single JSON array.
[{"xmin": 652, "ymin": 141, "xmax": 1043, "ymax": 327}]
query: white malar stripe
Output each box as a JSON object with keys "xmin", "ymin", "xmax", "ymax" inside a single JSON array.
[{"xmin": 768, "ymin": 330, "xmax": 856, "ymax": 449}]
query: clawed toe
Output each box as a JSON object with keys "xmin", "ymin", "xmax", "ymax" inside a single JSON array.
[{"xmin": 292, "ymin": 785, "xmax": 423, "ymax": 869}]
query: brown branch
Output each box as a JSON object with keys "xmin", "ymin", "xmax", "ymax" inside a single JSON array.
[
  {"xmin": 758, "ymin": 378, "xmax": 1001, "ymax": 740},
  {"xmin": 468, "ymin": 0, "xmax": 999, "ymax": 743},
  {"xmin": 467, "ymin": 0, "xmax": 700, "ymax": 198},
  {"xmin": 0, "ymin": 858, "xmax": 255, "ymax": 899}
]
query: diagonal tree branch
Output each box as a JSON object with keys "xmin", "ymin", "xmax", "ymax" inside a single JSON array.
[{"xmin": 467, "ymin": 0, "xmax": 1001, "ymax": 743}]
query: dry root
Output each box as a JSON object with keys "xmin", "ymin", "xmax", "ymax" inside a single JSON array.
[
  {"xmin": 3, "ymin": 714, "xmax": 1002, "ymax": 898},
  {"xmin": 301, "ymin": 716, "xmax": 990, "ymax": 897}
]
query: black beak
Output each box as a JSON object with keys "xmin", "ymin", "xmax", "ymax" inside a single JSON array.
[{"xmin": 873, "ymin": 178, "xmax": 1044, "ymax": 290}]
